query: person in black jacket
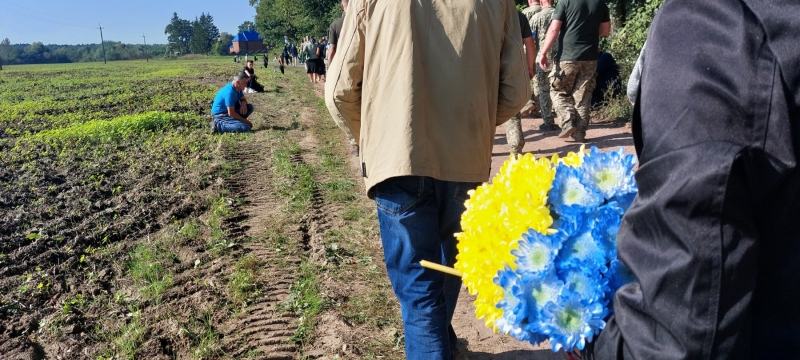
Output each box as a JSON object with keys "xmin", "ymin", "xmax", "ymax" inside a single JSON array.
[
  {"xmin": 586, "ymin": 1, "xmax": 800, "ymax": 359},
  {"xmin": 242, "ymin": 60, "xmax": 264, "ymax": 93},
  {"xmin": 590, "ymin": 51, "xmax": 620, "ymax": 108}
]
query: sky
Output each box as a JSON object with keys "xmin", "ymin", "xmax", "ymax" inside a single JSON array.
[{"xmin": 0, "ymin": 0, "xmax": 257, "ymax": 45}]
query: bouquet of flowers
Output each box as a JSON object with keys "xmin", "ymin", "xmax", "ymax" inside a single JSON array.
[{"xmin": 454, "ymin": 146, "xmax": 637, "ymax": 351}]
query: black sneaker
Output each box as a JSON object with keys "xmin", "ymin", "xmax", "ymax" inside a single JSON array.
[
  {"xmin": 539, "ymin": 123, "xmax": 558, "ymax": 131},
  {"xmin": 571, "ymin": 132, "xmax": 587, "ymax": 142}
]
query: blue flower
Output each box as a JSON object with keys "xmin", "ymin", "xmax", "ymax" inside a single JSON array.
[
  {"xmin": 550, "ymin": 210, "xmax": 583, "ymax": 240},
  {"xmin": 561, "ymin": 270, "xmax": 608, "ymax": 306},
  {"xmin": 581, "ymin": 147, "xmax": 638, "ymax": 201},
  {"xmin": 494, "ymin": 268, "xmax": 526, "ymax": 334},
  {"xmin": 512, "ymin": 229, "xmax": 564, "ymax": 277},
  {"xmin": 514, "ymin": 270, "xmax": 563, "ymax": 339},
  {"xmin": 495, "ymin": 268, "xmax": 551, "ymax": 344},
  {"xmin": 556, "ymin": 218, "xmax": 607, "ymax": 274},
  {"xmin": 549, "ymin": 163, "xmax": 603, "ymax": 216},
  {"xmin": 540, "ymin": 292, "xmax": 607, "ymax": 352},
  {"xmin": 592, "ymin": 204, "xmax": 624, "ymax": 262},
  {"xmin": 612, "ymin": 191, "xmax": 637, "ymax": 211},
  {"xmin": 606, "ymin": 259, "xmax": 636, "ymax": 300}
]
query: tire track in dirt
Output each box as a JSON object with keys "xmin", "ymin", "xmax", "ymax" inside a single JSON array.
[
  {"xmin": 212, "ymin": 104, "xmax": 341, "ymax": 357},
  {"xmin": 217, "ymin": 137, "xmax": 302, "ymax": 359}
]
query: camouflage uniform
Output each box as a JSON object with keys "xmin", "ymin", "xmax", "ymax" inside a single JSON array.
[
  {"xmin": 549, "ymin": 60, "xmax": 597, "ymax": 139},
  {"xmin": 505, "ymin": 6, "xmax": 542, "ymax": 155},
  {"xmin": 530, "ymin": 6, "xmax": 557, "ymax": 127},
  {"xmin": 504, "ymin": 114, "xmax": 525, "ymax": 154},
  {"xmin": 522, "ymin": 4, "xmax": 543, "ymax": 114},
  {"xmin": 521, "ymin": 4, "xmax": 542, "ymax": 21}
]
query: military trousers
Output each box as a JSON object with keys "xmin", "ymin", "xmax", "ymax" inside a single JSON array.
[
  {"xmin": 504, "ymin": 114, "xmax": 524, "ymax": 155},
  {"xmin": 526, "ymin": 73, "xmax": 541, "ymax": 114},
  {"xmin": 536, "ymin": 64, "xmax": 555, "ymax": 126},
  {"xmin": 549, "ymin": 60, "xmax": 596, "ymax": 137}
]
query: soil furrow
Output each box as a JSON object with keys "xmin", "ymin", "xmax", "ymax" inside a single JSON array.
[{"xmin": 218, "ymin": 134, "xmax": 302, "ymax": 357}]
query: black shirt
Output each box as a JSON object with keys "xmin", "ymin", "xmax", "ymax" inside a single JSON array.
[
  {"xmin": 242, "ymin": 66, "xmax": 255, "ymax": 77},
  {"xmin": 329, "ymin": 13, "xmax": 345, "ymax": 47},
  {"xmin": 552, "ymin": 0, "xmax": 610, "ymax": 61},
  {"xmin": 518, "ymin": 11, "xmax": 533, "ymax": 39}
]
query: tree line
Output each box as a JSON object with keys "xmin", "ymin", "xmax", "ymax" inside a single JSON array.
[
  {"xmin": 164, "ymin": 12, "xmax": 232, "ymax": 55},
  {"xmin": 0, "ymin": 11, "xmax": 237, "ymax": 66},
  {"xmin": 0, "ymin": 38, "xmax": 167, "ymax": 65},
  {"xmin": 250, "ymin": 0, "xmax": 341, "ymax": 46}
]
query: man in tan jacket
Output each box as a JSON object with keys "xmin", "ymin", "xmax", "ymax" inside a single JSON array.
[{"xmin": 325, "ymin": 1, "xmax": 529, "ymax": 359}]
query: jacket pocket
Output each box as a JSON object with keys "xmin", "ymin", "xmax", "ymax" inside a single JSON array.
[
  {"xmin": 550, "ymin": 67, "xmax": 564, "ymax": 92},
  {"xmin": 374, "ymin": 176, "xmax": 426, "ymax": 216}
]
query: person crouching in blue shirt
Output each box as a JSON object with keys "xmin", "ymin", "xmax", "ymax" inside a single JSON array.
[{"xmin": 211, "ymin": 72, "xmax": 254, "ymax": 133}]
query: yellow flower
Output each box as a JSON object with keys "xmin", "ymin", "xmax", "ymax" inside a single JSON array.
[
  {"xmin": 551, "ymin": 144, "xmax": 587, "ymax": 167},
  {"xmin": 455, "ymin": 153, "xmax": 559, "ymax": 328}
]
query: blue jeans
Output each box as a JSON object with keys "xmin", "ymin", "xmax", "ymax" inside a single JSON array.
[
  {"xmin": 213, "ymin": 104, "xmax": 254, "ymax": 133},
  {"xmin": 373, "ymin": 176, "xmax": 480, "ymax": 360}
]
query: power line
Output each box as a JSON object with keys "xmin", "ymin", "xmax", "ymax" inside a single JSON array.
[
  {"xmin": 142, "ymin": 35, "xmax": 148, "ymax": 62},
  {"xmin": 98, "ymin": 23, "xmax": 107, "ymax": 64},
  {"xmin": 102, "ymin": 30, "xmax": 143, "ymax": 39}
]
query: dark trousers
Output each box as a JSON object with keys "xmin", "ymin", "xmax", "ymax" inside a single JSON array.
[
  {"xmin": 247, "ymin": 77, "xmax": 264, "ymax": 93},
  {"xmin": 591, "ymin": 1, "xmax": 800, "ymax": 359}
]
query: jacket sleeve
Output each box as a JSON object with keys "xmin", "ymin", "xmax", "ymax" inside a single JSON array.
[
  {"xmin": 592, "ymin": 0, "xmax": 800, "ymax": 358},
  {"xmin": 324, "ymin": 1, "xmax": 365, "ymax": 143},
  {"xmin": 496, "ymin": 0, "xmax": 533, "ymax": 125},
  {"xmin": 625, "ymin": 42, "xmax": 645, "ymax": 105}
]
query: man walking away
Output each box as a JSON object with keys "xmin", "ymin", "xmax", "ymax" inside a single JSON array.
[
  {"xmin": 529, "ymin": 0, "xmax": 558, "ymax": 130},
  {"xmin": 538, "ymin": 0, "xmax": 610, "ymax": 142},
  {"xmin": 326, "ymin": 0, "xmax": 358, "ymax": 156},
  {"xmin": 210, "ymin": 72, "xmax": 254, "ymax": 133},
  {"xmin": 519, "ymin": 0, "xmax": 543, "ymax": 116},
  {"xmin": 326, "ymin": 1, "xmax": 530, "ymax": 359},
  {"xmin": 291, "ymin": 43, "xmax": 298, "ymax": 66},
  {"xmin": 505, "ymin": 11, "xmax": 538, "ymax": 155},
  {"xmin": 304, "ymin": 38, "xmax": 322, "ymax": 83},
  {"xmin": 522, "ymin": 0, "xmax": 542, "ymax": 21}
]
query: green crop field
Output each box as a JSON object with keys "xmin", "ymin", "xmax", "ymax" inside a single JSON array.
[{"xmin": 0, "ymin": 59, "xmax": 402, "ymax": 359}]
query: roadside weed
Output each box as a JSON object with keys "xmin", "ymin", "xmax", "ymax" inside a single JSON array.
[
  {"xmin": 228, "ymin": 255, "xmax": 263, "ymax": 307},
  {"xmin": 127, "ymin": 244, "xmax": 174, "ymax": 303}
]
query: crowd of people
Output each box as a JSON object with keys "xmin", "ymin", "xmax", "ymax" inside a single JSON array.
[{"xmin": 209, "ymin": 1, "xmax": 800, "ymax": 358}]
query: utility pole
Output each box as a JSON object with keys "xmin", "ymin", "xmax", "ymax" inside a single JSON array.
[
  {"xmin": 142, "ymin": 34, "xmax": 148, "ymax": 62},
  {"xmin": 98, "ymin": 23, "xmax": 107, "ymax": 64}
]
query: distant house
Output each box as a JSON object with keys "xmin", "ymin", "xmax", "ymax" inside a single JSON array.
[{"xmin": 231, "ymin": 30, "xmax": 265, "ymax": 54}]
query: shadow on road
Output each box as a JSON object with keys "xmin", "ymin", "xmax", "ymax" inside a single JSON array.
[{"xmin": 466, "ymin": 349, "xmax": 568, "ymax": 360}]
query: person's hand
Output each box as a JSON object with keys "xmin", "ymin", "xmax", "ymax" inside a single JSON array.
[
  {"xmin": 538, "ymin": 53, "xmax": 549, "ymax": 72},
  {"xmin": 239, "ymin": 102, "xmax": 247, "ymax": 114}
]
